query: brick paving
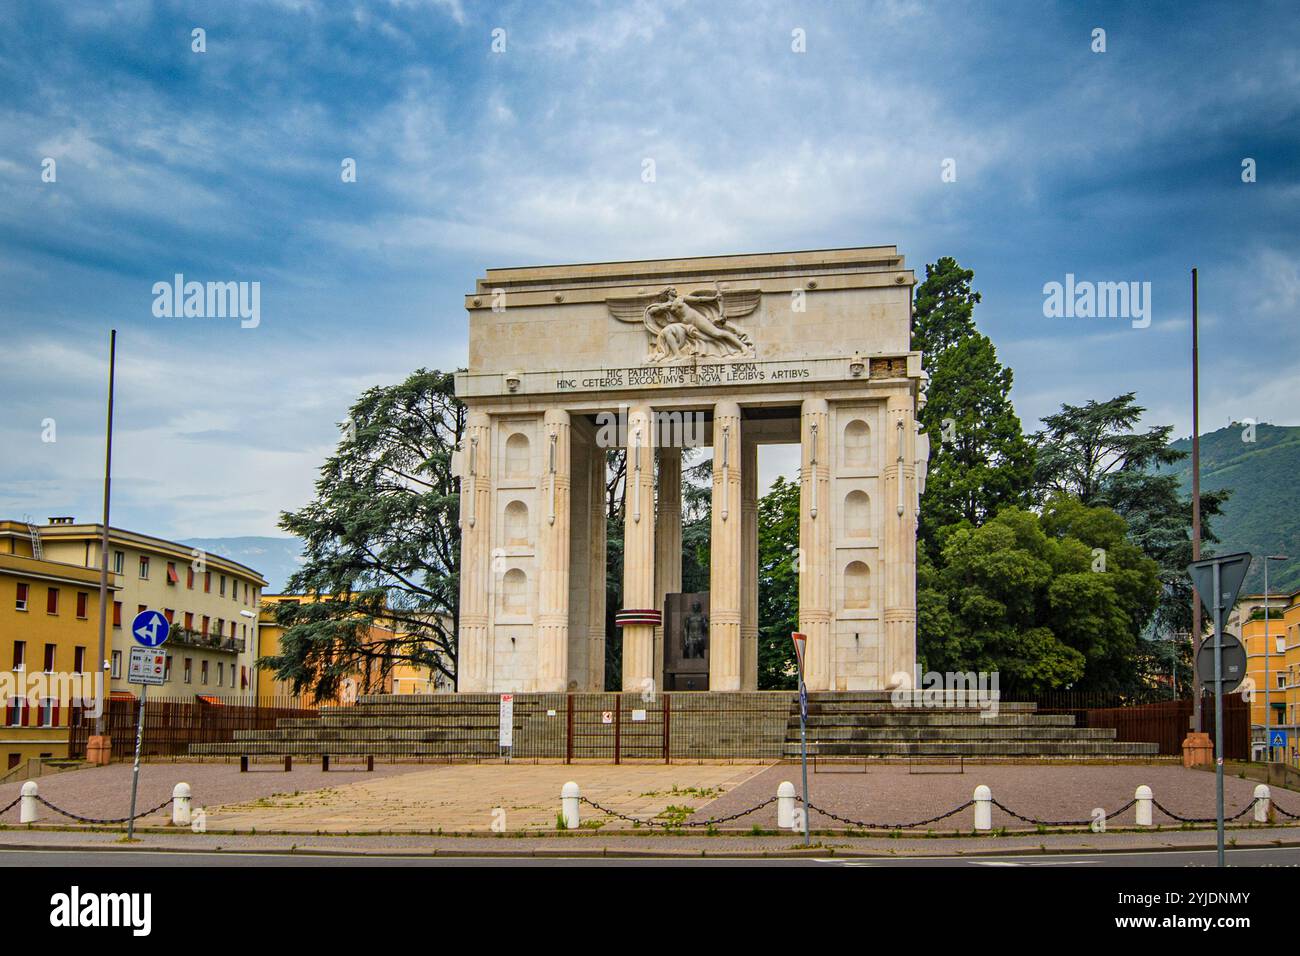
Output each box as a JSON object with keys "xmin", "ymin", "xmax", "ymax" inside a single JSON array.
[
  {"xmin": 0, "ymin": 761, "xmax": 766, "ymax": 832},
  {"xmin": 690, "ymin": 762, "xmax": 1300, "ymax": 830},
  {"xmin": 0, "ymin": 761, "xmax": 430, "ymax": 827},
  {"xmin": 3, "ymin": 760, "xmax": 1298, "ymax": 837}
]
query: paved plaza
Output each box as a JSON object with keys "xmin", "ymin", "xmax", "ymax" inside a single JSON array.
[{"xmin": 3, "ymin": 760, "xmax": 1299, "ymax": 837}]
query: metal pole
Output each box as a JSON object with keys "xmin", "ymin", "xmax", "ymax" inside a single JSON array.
[
  {"xmin": 1213, "ymin": 561, "xmax": 1225, "ymax": 868},
  {"xmin": 1265, "ymin": 558, "xmax": 1272, "ymax": 762},
  {"xmin": 1190, "ymin": 270, "xmax": 1203, "ymax": 733},
  {"xmin": 127, "ymin": 682, "xmax": 146, "ymax": 840},
  {"xmin": 799, "ymin": 676, "xmax": 810, "ymax": 846},
  {"xmin": 95, "ymin": 330, "xmax": 117, "ymax": 736}
]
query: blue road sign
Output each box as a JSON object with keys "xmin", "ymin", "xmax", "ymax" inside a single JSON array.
[
  {"xmin": 131, "ymin": 609, "xmax": 170, "ymax": 647},
  {"xmin": 799, "ymin": 684, "xmax": 808, "ymax": 720},
  {"xmin": 1270, "ymin": 729, "xmax": 1289, "ymax": 749}
]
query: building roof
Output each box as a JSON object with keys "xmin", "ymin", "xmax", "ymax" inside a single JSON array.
[
  {"xmin": 0, "ymin": 520, "xmax": 267, "ymax": 586},
  {"xmin": 0, "ymin": 551, "xmax": 121, "ymax": 590}
]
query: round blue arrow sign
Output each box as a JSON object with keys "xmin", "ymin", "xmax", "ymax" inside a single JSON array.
[{"xmin": 131, "ymin": 609, "xmax": 170, "ymax": 647}]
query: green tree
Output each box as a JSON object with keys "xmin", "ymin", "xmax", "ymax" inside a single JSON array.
[
  {"xmin": 1030, "ymin": 392, "xmax": 1231, "ymax": 680},
  {"xmin": 919, "ymin": 499, "xmax": 1160, "ymax": 694},
  {"xmin": 1031, "ymin": 393, "xmax": 1182, "ymax": 505},
  {"xmin": 756, "ymin": 476, "xmax": 800, "ymax": 688},
  {"xmin": 266, "ymin": 370, "xmax": 463, "ymax": 700},
  {"xmin": 912, "ymin": 258, "xmax": 1035, "ymax": 555}
]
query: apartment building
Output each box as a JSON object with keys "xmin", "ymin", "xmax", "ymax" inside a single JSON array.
[
  {"xmin": 0, "ymin": 519, "xmax": 267, "ymax": 700},
  {"xmin": 1239, "ymin": 588, "xmax": 1300, "ymax": 763},
  {"xmin": 0, "ymin": 551, "xmax": 119, "ymax": 768}
]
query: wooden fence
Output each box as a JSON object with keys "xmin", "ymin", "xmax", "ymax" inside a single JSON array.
[{"xmin": 67, "ymin": 696, "xmax": 318, "ymax": 760}]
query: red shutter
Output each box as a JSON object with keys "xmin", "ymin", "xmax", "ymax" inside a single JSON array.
[
  {"xmin": 20, "ymin": 701, "xmax": 28, "ymax": 726},
  {"xmin": 51, "ymin": 701, "xmax": 60, "ymax": 727}
]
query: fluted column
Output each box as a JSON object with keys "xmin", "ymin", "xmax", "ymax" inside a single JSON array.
[
  {"xmin": 883, "ymin": 392, "xmax": 917, "ymax": 688},
  {"xmin": 458, "ymin": 411, "xmax": 493, "ymax": 692},
  {"xmin": 587, "ymin": 443, "xmax": 607, "ymax": 691},
  {"xmin": 620, "ymin": 405, "xmax": 657, "ymax": 691},
  {"xmin": 709, "ymin": 401, "xmax": 743, "ymax": 691},
  {"xmin": 653, "ymin": 445, "xmax": 682, "ymax": 694},
  {"xmin": 799, "ymin": 398, "xmax": 832, "ymax": 691},
  {"xmin": 537, "ymin": 408, "xmax": 571, "ymax": 692},
  {"xmin": 740, "ymin": 435, "xmax": 758, "ymax": 691}
]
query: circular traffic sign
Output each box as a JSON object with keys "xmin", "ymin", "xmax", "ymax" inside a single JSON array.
[
  {"xmin": 1197, "ymin": 631, "xmax": 1246, "ymax": 693},
  {"xmin": 131, "ymin": 608, "xmax": 170, "ymax": 647}
]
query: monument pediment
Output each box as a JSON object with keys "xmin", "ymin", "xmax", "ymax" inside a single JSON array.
[{"xmin": 458, "ymin": 247, "xmax": 919, "ymax": 395}]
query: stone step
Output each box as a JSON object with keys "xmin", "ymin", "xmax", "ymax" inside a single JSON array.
[
  {"xmin": 791, "ymin": 713, "xmax": 1077, "ymax": 728},
  {"xmin": 802, "ymin": 701, "xmax": 1037, "ymax": 714},
  {"xmin": 792, "ymin": 726, "xmax": 1119, "ymax": 742},
  {"xmin": 784, "ymin": 740, "xmax": 1159, "ymax": 756}
]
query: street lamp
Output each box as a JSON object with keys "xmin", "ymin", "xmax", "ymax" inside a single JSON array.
[{"xmin": 1264, "ymin": 554, "xmax": 1289, "ymax": 762}]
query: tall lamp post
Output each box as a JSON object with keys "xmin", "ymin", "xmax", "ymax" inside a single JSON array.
[{"xmin": 1264, "ymin": 554, "xmax": 1289, "ymax": 762}]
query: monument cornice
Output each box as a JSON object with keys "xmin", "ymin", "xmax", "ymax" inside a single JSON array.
[
  {"xmin": 465, "ymin": 264, "xmax": 913, "ymax": 310},
  {"xmin": 454, "ymin": 352, "xmax": 923, "ymax": 399}
]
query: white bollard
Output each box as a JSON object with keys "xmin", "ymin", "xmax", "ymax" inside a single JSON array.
[
  {"xmin": 1135, "ymin": 785, "xmax": 1153, "ymax": 827},
  {"xmin": 777, "ymin": 781, "xmax": 796, "ymax": 829},
  {"xmin": 973, "ymin": 785, "xmax": 992, "ymax": 831},
  {"xmin": 561, "ymin": 781, "xmax": 580, "ymax": 830},
  {"xmin": 1254, "ymin": 784, "xmax": 1271, "ymax": 823},
  {"xmin": 19, "ymin": 781, "xmax": 38, "ymax": 824},
  {"xmin": 172, "ymin": 782, "xmax": 192, "ymax": 826}
]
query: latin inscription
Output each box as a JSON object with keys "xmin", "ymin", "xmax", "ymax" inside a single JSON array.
[{"xmin": 556, "ymin": 361, "xmax": 816, "ymax": 391}]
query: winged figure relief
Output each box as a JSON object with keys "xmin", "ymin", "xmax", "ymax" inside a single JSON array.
[{"xmin": 607, "ymin": 286, "xmax": 761, "ymax": 363}]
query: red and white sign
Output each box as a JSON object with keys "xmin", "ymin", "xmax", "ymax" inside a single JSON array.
[
  {"xmin": 791, "ymin": 632, "xmax": 807, "ymax": 675},
  {"xmin": 127, "ymin": 645, "xmax": 165, "ymax": 686}
]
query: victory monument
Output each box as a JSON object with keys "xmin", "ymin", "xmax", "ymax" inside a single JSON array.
[{"xmin": 453, "ymin": 247, "xmax": 929, "ymax": 694}]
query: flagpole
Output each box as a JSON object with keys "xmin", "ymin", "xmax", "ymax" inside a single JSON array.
[
  {"xmin": 1190, "ymin": 270, "xmax": 1202, "ymax": 733},
  {"xmin": 94, "ymin": 330, "xmax": 117, "ymax": 744}
]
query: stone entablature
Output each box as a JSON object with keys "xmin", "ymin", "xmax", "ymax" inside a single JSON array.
[{"xmin": 452, "ymin": 247, "xmax": 926, "ymax": 694}]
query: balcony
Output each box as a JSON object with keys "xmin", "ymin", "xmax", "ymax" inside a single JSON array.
[{"xmin": 166, "ymin": 626, "xmax": 245, "ymax": 654}]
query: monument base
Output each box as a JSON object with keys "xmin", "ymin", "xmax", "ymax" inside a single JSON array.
[
  {"xmin": 87, "ymin": 735, "xmax": 112, "ymax": 766},
  {"xmin": 1181, "ymin": 732, "xmax": 1213, "ymax": 768}
]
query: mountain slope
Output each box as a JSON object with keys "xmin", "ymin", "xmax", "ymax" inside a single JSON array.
[{"xmin": 1159, "ymin": 423, "xmax": 1300, "ymax": 594}]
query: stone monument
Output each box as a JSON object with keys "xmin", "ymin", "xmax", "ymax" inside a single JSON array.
[{"xmin": 453, "ymin": 246, "xmax": 928, "ymax": 693}]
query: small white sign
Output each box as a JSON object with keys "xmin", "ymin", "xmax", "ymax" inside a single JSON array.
[
  {"xmin": 546, "ymin": 709, "xmax": 557, "ymax": 717},
  {"xmin": 631, "ymin": 709, "xmax": 647, "ymax": 722},
  {"xmin": 499, "ymin": 693, "xmax": 514, "ymax": 747},
  {"xmin": 601, "ymin": 710, "xmax": 613, "ymax": 724},
  {"xmin": 127, "ymin": 645, "xmax": 165, "ymax": 686}
]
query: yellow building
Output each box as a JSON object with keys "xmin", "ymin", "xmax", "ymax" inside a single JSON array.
[
  {"xmin": 257, "ymin": 594, "xmax": 448, "ymax": 701},
  {"xmin": 0, "ymin": 519, "xmax": 267, "ymax": 701},
  {"xmin": 258, "ymin": 594, "xmax": 395, "ymax": 703},
  {"xmin": 0, "ymin": 551, "xmax": 120, "ymax": 769},
  {"xmin": 1239, "ymin": 588, "xmax": 1300, "ymax": 764}
]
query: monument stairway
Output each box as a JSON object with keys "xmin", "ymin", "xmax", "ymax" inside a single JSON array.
[
  {"xmin": 187, "ymin": 691, "xmax": 1163, "ymax": 762},
  {"xmin": 783, "ymin": 692, "xmax": 1161, "ymax": 761},
  {"xmin": 188, "ymin": 692, "xmax": 794, "ymax": 761}
]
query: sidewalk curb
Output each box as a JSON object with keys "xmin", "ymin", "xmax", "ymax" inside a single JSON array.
[{"xmin": 0, "ymin": 835, "xmax": 1296, "ymax": 860}]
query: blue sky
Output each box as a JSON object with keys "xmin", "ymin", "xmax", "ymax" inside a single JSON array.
[{"xmin": 1, "ymin": 0, "xmax": 1297, "ymax": 539}]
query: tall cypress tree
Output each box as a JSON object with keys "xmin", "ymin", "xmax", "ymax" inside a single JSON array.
[{"xmin": 911, "ymin": 258, "xmax": 1034, "ymax": 556}]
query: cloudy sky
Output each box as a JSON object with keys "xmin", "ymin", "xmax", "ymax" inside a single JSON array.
[{"xmin": 1, "ymin": 0, "xmax": 1297, "ymax": 540}]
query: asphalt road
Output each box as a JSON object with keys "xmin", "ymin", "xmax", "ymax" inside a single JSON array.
[{"xmin": 2, "ymin": 846, "xmax": 1299, "ymax": 866}]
